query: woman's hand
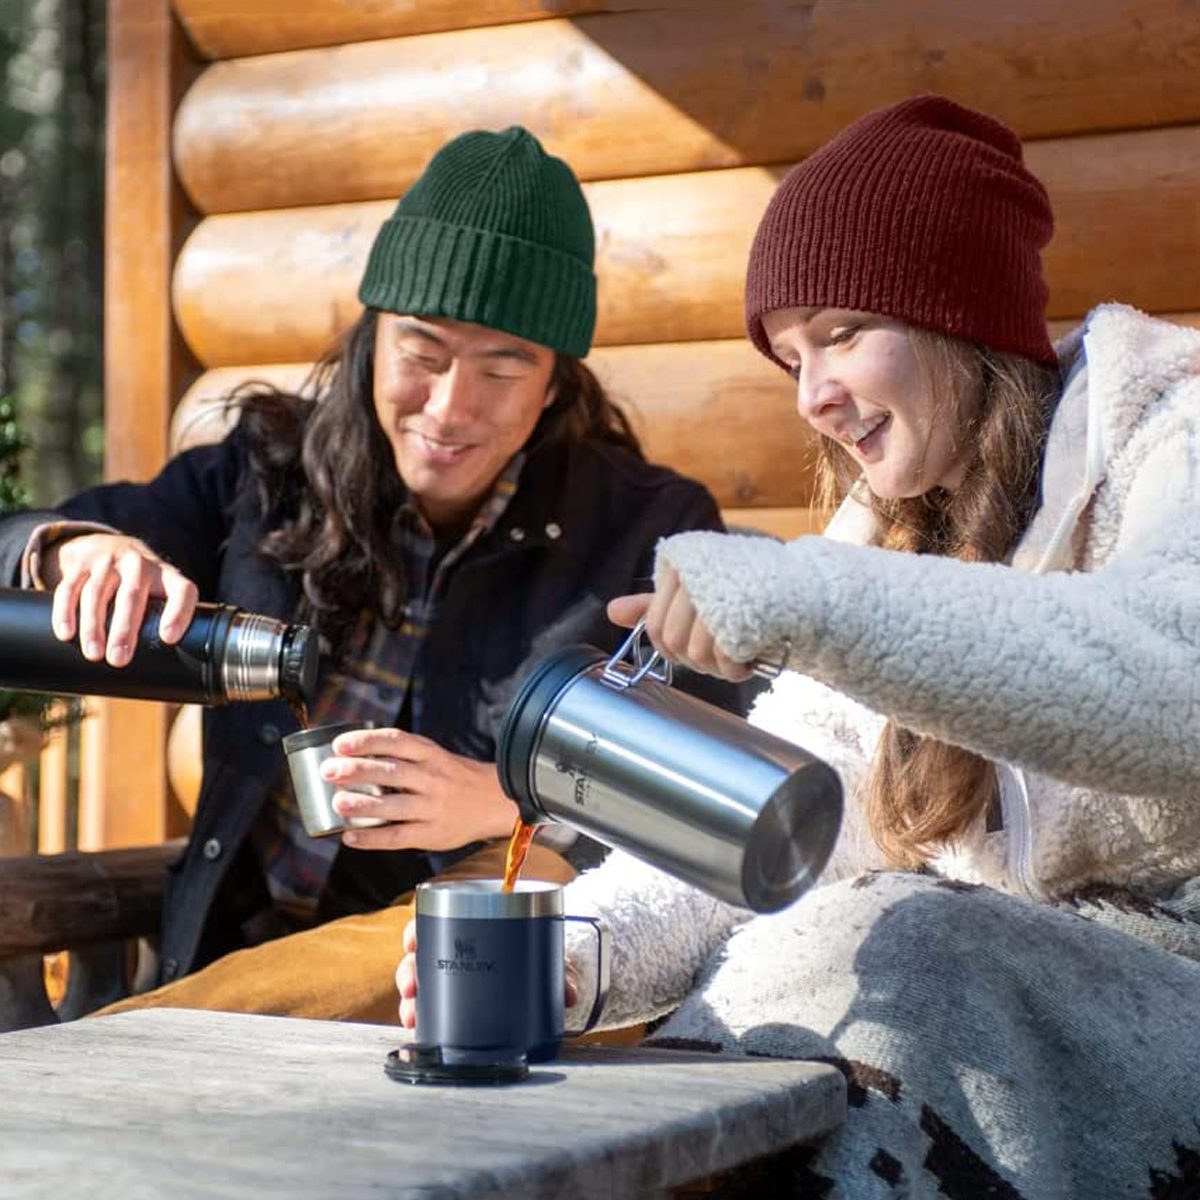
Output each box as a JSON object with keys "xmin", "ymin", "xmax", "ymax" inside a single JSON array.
[
  {"xmin": 395, "ymin": 917, "xmax": 581, "ymax": 1030},
  {"xmin": 322, "ymin": 727, "xmax": 519, "ymax": 851},
  {"xmin": 607, "ymin": 564, "xmax": 753, "ymax": 683},
  {"xmin": 45, "ymin": 533, "xmax": 198, "ymax": 667},
  {"xmin": 397, "ymin": 918, "xmax": 418, "ymax": 1029}
]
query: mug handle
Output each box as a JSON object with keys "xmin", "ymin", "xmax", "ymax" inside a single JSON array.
[{"xmin": 562, "ymin": 915, "xmax": 611, "ymax": 1036}]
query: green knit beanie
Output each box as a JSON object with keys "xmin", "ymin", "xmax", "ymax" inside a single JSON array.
[{"xmin": 357, "ymin": 127, "xmax": 597, "ymax": 357}]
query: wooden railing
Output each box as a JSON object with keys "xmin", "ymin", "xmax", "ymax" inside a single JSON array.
[{"xmin": 0, "ymin": 706, "xmax": 83, "ymax": 859}]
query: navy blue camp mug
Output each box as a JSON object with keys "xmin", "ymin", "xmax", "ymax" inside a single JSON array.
[{"xmin": 414, "ymin": 879, "xmax": 610, "ymax": 1067}]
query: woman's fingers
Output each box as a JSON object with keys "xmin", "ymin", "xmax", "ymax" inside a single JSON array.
[
  {"xmin": 640, "ymin": 565, "xmax": 678, "ymax": 649},
  {"xmin": 564, "ymin": 958, "xmax": 580, "ymax": 1008},
  {"xmin": 606, "ymin": 591, "xmax": 653, "ymax": 629},
  {"xmin": 397, "ymin": 925, "xmax": 418, "ymax": 1028},
  {"xmin": 396, "ymin": 953, "xmax": 417, "ymax": 998},
  {"xmin": 713, "ymin": 643, "xmax": 754, "ymax": 683},
  {"xmin": 659, "ymin": 578, "xmax": 701, "ymax": 666}
]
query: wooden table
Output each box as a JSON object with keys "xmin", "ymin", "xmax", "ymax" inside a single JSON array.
[{"xmin": 0, "ymin": 1009, "xmax": 845, "ymax": 1198}]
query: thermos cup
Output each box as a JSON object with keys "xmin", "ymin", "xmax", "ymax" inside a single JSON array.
[
  {"xmin": 0, "ymin": 586, "xmax": 318, "ymax": 706},
  {"xmin": 498, "ymin": 621, "xmax": 843, "ymax": 914},
  {"xmin": 386, "ymin": 879, "xmax": 610, "ymax": 1085},
  {"xmin": 282, "ymin": 721, "xmax": 389, "ymax": 837}
]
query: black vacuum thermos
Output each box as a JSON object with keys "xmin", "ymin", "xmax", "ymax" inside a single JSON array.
[{"xmin": 0, "ymin": 586, "xmax": 318, "ymax": 705}]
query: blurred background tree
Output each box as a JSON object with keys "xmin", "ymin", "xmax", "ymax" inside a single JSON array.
[{"xmin": 0, "ymin": 0, "xmax": 105, "ymax": 507}]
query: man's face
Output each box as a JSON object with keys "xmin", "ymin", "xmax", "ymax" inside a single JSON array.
[{"xmin": 372, "ymin": 313, "xmax": 556, "ymax": 532}]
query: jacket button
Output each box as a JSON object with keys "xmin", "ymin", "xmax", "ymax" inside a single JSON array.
[
  {"xmin": 258, "ymin": 722, "xmax": 282, "ymax": 746},
  {"xmin": 202, "ymin": 837, "xmax": 222, "ymax": 861},
  {"xmin": 508, "ymin": 527, "xmax": 526, "ymax": 542},
  {"xmin": 162, "ymin": 958, "xmax": 179, "ymax": 981},
  {"xmin": 545, "ymin": 522, "xmax": 562, "ymax": 539}
]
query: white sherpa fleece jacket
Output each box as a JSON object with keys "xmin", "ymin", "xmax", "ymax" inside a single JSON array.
[{"xmin": 565, "ymin": 305, "xmax": 1200, "ymax": 1030}]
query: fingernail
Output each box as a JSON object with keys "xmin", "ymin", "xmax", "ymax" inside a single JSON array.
[
  {"xmin": 111, "ymin": 642, "xmax": 130, "ymax": 666},
  {"xmin": 86, "ymin": 639, "xmax": 103, "ymax": 659},
  {"xmin": 343, "ymin": 831, "xmax": 359, "ymax": 846}
]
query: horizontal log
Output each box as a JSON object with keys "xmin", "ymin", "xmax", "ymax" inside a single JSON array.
[
  {"xmin": 0, "ymin": 841, "xmax": 184, "ymax": 958},
  {"xmin": 174, "ymin": 0, "xmax": 611, "ymax": 60},
  {"xmin": 171, "ymin": 340, "xmax": 815, "ymax": 508},
  {"xmin": 173, "ymin": 126, "xmax": 1200, "ymax": 367},
  {"xmin": 723, "ymin": 508, "xmax": 826, "ymax": 541},
  {"xmin": 174, "ymin": 0, "xmax": 1200, "ymax": 215}
]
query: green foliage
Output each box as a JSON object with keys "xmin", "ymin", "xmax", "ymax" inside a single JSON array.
[
  {"xmin": 0, "ymin": 395, "xmax": 31, "ymax": 512},
  {"xmin": 0, "ymin": 393, "xmax": 79, "ymax": 729}
]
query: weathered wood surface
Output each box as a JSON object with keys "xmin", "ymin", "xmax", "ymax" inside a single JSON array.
[
  {"xmin": 0, "ymin": 840, "xmax": 183, "ymax": 957},
  {"xmin": 174, "ymin": 0, "xmax": 610, "ymax": 60},
  {"xmin": 0, "ymin": 1009, "xmax": 847, "ymax": 1199},
  {"xmin": 172, "ymin": 125, "xmax": 1200, "ymax": 367},
  {"xmin": 101, "ymin": 0, "xmax": 201, "ymax": 848},
  {"xmin": 173, "ymin": 0, "xmax": 1200, "ymax": 214}
]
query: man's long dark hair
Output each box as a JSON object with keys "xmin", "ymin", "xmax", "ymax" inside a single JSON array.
[{"xmin": 234, "ymin": 309, "xmax": 642, "ymax": 652}]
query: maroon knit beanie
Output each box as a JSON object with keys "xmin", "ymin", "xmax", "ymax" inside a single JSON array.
[{"xmin": 745, "ymin": 95, "xmax": 1056, "ymax": 368}]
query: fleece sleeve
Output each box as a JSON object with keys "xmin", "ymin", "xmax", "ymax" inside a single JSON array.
[
  {"xmin": 657, "ymin": 431, "xmax": 1200, "ymax": 801},
  {"xmin": 563, "ymin": 849, "xmax": 748, "ymax": 1030}
]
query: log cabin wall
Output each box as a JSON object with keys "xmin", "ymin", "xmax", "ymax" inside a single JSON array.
[{"xmin": 99, "ymin": 0, "xmax": 1200, "ymax": 844}]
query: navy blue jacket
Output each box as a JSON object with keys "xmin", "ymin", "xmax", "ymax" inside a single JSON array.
[{"xmin": 0, "ymin": 427, "xmax": 747, "ymax": 981}]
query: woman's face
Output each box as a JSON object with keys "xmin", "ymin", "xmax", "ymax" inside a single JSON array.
[{"xmin": 760, "ymin": 307, "xmax": 968, "ymax": 499}]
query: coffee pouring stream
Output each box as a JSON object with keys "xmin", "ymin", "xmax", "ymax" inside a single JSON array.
[
  {"xmin": 0, "ymin": 586, "xmax": 318, "ymax": 707},
  {"xmin": 498, "ymin": 620, "xmax": 843, "ymax": 914}
]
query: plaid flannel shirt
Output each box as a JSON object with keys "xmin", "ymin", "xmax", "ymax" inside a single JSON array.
[{"xmin": 250, "ymin": 455, "xmax": 524, "ymax": 925}]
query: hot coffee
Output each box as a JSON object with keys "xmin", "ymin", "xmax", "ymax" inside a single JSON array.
[{"xmin": 501, "ymin": 818, "xmax": 537, "ymax": 893}]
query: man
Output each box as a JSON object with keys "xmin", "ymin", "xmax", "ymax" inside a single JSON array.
[{"xmin": 0, "ymin": 127, "xmax": 744, "ymax": 1020}]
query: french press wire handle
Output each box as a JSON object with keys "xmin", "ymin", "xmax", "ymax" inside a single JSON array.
[{"xmin": 602, "ymin": 619, "xmax": 790, "ymax": 689}]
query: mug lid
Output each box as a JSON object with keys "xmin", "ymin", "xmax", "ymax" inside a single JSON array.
[{"xmin": 416, "ymin": 878, "xmax": 564, "ymax": 919}]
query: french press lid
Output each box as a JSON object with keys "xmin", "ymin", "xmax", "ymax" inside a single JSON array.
[{"xmin": 497, "ymin": 645, "xmax": 603, "ymax": 821}]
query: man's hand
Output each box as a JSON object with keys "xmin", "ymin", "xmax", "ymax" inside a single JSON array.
[
  {"xmin": 607, "ymin": 565, "xmax": 752, "ymax": 683},
  {"xmin": 321, "ymin": 727, "xmax": 519, "ymax": 850},
  {"xmin": 47, "ymin": 533, "xmax": 198, "ymax": 667}
]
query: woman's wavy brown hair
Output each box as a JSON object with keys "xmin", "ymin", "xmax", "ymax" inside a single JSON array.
[
  {"xmin": 813, "ymin": 329, "xmax": 1061, "ymax": 868},
  {"xmin": 230, "ymin": 309, "xmax": 643, "ymax": 653}
]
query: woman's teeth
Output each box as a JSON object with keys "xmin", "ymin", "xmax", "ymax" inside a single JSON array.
[{"xmin": 847, "ymin": 415, "xmax": 888, "ymax": 446}]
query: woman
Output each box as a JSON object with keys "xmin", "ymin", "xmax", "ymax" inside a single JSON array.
[{"xmin": 397, "ymin": 98, "xmax": 1200, "ymax": 1193}]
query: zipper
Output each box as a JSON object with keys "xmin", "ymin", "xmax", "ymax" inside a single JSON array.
[{"xmin": 996, "ymin": 762, "xmax": 1046, "ymax": 901}]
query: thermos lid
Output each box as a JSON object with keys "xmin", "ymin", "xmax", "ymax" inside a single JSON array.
[
  {"xmin": 497, "ymin": 645, "xmax": 604, "ymax": 817},
  {"xmin": 279, "ymin": 623, "xmax": 320, "ymax": 703}
]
